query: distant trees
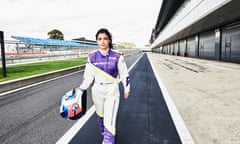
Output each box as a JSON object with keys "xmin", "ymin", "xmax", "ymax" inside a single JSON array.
[
  {"xmin": 47, "ymin": 29, "xmax": 64, "ymax": 40},
  {"xmin": 117, "ymin": 42, "xmax": 136, "ymax": 48},
  {"xmin": 144, "ymin": 44, "xmax": 151, "ymax": 47}
]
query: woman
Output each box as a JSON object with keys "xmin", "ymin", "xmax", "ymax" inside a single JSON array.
[{"xmin": 79, "ymin": 28, "xmax": 130, "ymax": 144}]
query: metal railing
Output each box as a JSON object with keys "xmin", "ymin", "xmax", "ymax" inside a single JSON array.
[{"xmin": 1, "ymin": 38, "xmax": 97, "ymax": 66}]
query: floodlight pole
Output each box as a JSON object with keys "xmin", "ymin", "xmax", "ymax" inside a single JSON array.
[{"xmin": 0, "ymin": 31, "xmax": 7, "ymax": 77}]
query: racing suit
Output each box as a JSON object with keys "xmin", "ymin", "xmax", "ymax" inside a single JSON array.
[{"xmin": 80, "ymin": 49, "xmax": 130, "ymax": 144}]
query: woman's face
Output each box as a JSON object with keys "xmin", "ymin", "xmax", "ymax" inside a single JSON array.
[{"xmin": 97, "ymin": 33, "xmax": 110, "ymax": 50}]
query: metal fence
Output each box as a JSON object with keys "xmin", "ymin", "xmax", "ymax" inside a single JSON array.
[{"xmin": 1, "ymin": 39, "xmax": 97, "ymax": 66}]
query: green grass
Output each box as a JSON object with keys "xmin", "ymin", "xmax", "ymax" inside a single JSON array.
[{"xmin": 0, "ymin": 57, "xmax": 87, "ymax": 82}]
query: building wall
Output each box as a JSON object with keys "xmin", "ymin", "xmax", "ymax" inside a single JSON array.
[
  {"xmin": 221, "ymin": 21, "xmax": 240, "ymax": 62},
  {"xmin": 151, "ymin": 0, "xmax": 240, "ymax": 63}
]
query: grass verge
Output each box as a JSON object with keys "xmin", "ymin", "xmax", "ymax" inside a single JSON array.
[{"xmin": 0, "ymin": 57, "xmax": 87, "ymax": 82}]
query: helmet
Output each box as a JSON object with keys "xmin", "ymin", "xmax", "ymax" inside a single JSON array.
[{"xmin": 59, "ymin": 88, "xmax": 86, "ymax": 120}]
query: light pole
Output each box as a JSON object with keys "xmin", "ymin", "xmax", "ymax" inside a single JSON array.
[{"xmin": 0, "ymin": 31, "xmax": 7, "ymax": 77}]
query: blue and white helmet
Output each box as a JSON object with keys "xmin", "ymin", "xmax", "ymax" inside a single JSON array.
[{"xmin": 59, "ymin": 88, "xmax": 86, "ymax": 120}]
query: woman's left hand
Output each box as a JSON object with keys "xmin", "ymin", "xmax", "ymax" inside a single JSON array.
[{"xmin": 124, "ymin": 92, "xmax": 130, "ymax": 99}]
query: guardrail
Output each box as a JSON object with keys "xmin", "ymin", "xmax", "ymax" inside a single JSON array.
[{"xmin": 3, "ymin": 53, "xmax": 88, "ymax": 66}]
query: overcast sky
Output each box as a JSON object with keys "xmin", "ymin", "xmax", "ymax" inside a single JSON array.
[{"xmin": 0, "ymin": 0, "xmax": 161, "ymax": 47}]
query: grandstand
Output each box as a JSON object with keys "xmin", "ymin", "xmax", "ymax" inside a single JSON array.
[
  {"xmin": 10, "ymin": 36, "xmax": 97, "ymax": 54},
  {"xmin": 0, "ymin": 36, "xmax": 98, "ymax": 65}
]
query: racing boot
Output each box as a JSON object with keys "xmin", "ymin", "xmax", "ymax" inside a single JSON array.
[
  {"xmin": 97, "ymin": 116, "xmax": 104, "ymax": 135},
  {"xmin": 102, "ymin": 127, "xmax": 115, "ymax": 144}
]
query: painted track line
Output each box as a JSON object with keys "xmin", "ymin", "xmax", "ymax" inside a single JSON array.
[
  {"xmin": 56, "ymin": 53, "xmax": 144, "ymax": 144},
  {"xmin": 55, "ymin": 106, "xmax": 96, "ymax": 144},
  {"xmin": 147, "ymin": 54, "xmax": 195, "ymax": 144}
]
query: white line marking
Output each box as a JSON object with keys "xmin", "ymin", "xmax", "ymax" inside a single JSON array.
[
  {"xmin": 55, "ymin": 53, "xmax": 143, "ymax": 143},
  {"xmin": 147, "ymin": 54, "xmax": 195, "ymax": 144},
  {"xmin": 55, "ymin": 106, "xmax": 96, "ymax": 144},
  {"xmin": 128, "ymin": 53, "xmax": 144, "ymax": 72}
]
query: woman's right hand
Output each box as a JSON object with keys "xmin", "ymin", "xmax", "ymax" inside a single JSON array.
[{"xmin": 124, "ymin": 92, "xmax": 130, "ymax": 99}]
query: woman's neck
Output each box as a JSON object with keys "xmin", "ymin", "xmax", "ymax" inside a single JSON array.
[
  {"xmin": 99, "ymin": 47, "xmax": 109, "ymax": 52},
  {"xmin": 99, "ymin": 48, "xmax": 110, "ymax": 56}
]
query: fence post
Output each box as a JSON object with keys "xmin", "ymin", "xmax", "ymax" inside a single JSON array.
[{"xmin": 0, "ymin": 31, "xmax": 7, "ymax": 77}]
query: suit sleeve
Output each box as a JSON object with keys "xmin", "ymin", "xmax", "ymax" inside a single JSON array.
[
  {"xmin": 118, "ymin": 55, "xmax": 130, "ymax": 93},
  {"xmin": 79, "ymin": 57, "xmax": 95, "ymax": 90}
]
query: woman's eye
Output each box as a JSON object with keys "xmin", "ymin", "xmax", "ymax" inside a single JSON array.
[{"xmin": 97, "ymin": 37, "xmax": 108, "ymax": 41}]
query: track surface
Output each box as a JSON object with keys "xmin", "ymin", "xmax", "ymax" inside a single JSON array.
[
  {"xmin": 70, "ymin": 54, "xmax": 181, "ymax": 144},
  {"xmin": 0, "ymin": 53, "xmax": 143, "ymax": 144}
]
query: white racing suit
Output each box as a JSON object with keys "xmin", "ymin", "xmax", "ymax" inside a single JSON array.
[{"xmin": 80, "ymin": 49, "xmax": 130, "ymax": 144}]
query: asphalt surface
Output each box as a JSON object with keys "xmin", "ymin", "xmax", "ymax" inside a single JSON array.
[
  {"xmin": 147, "ymin": 52, "xmax": 240, "ymax": 144},
  {"xmin": 0, "ymin": 53, "xmax": 142, "ymax": 144},
  {"xmin": 70, "ymin": 54, "xmax": 181, "ymax": 144}
]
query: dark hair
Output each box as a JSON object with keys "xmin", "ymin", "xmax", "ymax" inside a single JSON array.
[{"xmin": 95, "ymin": 28, "xmax": 113, "ymax": 49}]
